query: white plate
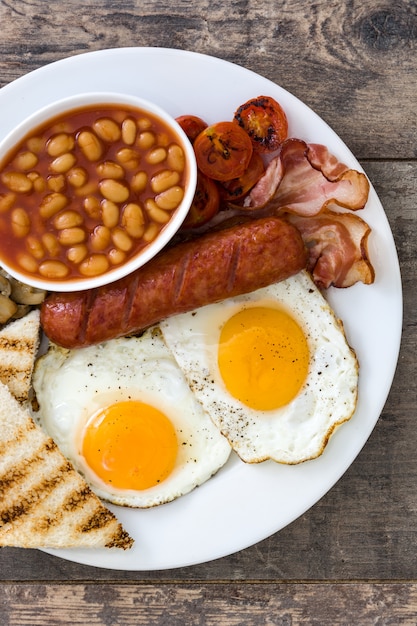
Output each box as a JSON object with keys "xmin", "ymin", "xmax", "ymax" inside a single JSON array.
[{"xmin": 0, "ymin": 47, "xmax": 402, "ymax": 571}]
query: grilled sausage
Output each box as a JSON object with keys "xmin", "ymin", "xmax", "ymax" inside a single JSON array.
[{"xmin": 41, "ymin": 216, "xmax": 307, "ymax": 348}]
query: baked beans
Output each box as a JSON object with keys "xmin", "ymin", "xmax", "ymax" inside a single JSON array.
[{"xmin": 0, "ymin": 104, "xmax": 189, "ymax": 282}]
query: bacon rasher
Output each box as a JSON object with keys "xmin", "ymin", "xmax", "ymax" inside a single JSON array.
[
  {"xmin": 239, "ymin": 138, "xmax": 374, "ymax": 288},
  {"xmin": 243, "ymin": 138, "xmax": 369, "ymax": 214},
  {"xmin": 284, "ymin": 209, "xmax": 375, "ymax": 289}
]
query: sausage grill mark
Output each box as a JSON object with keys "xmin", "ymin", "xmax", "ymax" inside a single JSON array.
[
  {"xmin": 173, "ymin": 249, "xmax": 193, "ymax": 307},
  {"xmin": 227, "ymin": 239, "xmax": 241, "ymax": 294},
  {"xmin": 123, "ymin": 272, "xmax": 140, "ymax": 334}
]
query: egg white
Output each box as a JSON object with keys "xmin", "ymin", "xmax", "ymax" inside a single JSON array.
[
  {"xmin": 160, "ymin": 270, "xmax": 359, "ymax": 464},
  {"xmin": 32, "ymin": 327, "xmax": 231, "ymax": 508}
]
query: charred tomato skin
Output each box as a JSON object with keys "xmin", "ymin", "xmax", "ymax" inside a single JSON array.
[{"xmin": 234, "ymin": 95, "xmax": 288, "ymax": 153}]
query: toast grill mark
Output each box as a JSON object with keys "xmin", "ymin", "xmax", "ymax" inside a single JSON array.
[
  {"xmin": 63, "ymin": 489, "xmax": 132, "ymax": 548},
  {"xmin": 80, "ymin": 508, "xmax": 117, "ymax": 533},
  {"xmin": 0, "ymin": 335, "xmax": 38, "ymax": 402},
  {"xmin": 62, "ymin": 486, "xmax": 92, "ymax": 511},
  {"xmin": 35, "ymin": 487, "xmax": 92, "ymax": 532},
  {"xmin": 0, "ymin": 419, "xmax": 37, "ymax": 458},
  {"xmin": 1, "ymin": 463, "xmax": 72, "ymax": 525},
  {"xmin": 1, "ymin": 457, "xmax": 72, "ymax": 526},
  {"xmin": 35, "ymin": 487, "xmax": 103, "ymax": 533},
  {"xmin": 0, "ymin": 438, "xmax": 56, "ymax": 492}
]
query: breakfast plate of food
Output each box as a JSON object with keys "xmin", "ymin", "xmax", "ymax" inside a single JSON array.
[{"xmin": 0, "ymin": 47, "xmax": 402, "ymax": 570}]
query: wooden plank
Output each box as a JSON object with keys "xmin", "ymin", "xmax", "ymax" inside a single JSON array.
[
  {"xmin": 0, "ymin": 1, "xmax": 415, "ymax": 158},
  {"xmin": 1, "ymin": 582, "xmax": 417, "ymax": 625}
]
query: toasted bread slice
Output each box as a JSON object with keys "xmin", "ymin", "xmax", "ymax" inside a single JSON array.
[
  {"xmin": 0, "ymin": 381, "xmax": 133, "ymax": 549},
  {"xmin": 0, "ymin": 309, "xmax": 41, "ymax": 403}
]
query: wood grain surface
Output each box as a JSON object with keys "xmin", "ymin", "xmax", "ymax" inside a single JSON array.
[
  {"xmin": 0, "ymin": 0, "xmax": 416, "ymax": 623},
  {"xmin": 2, "ymin": 583, "xmax": 417, "ymax": 625}
]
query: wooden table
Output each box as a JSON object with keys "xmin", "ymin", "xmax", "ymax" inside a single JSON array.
[{"xmin": 0, "ymin": 0, "xmax": 415, "ymax": 623}]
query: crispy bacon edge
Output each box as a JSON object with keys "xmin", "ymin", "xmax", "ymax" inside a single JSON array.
[
  {"xmin": 283, "ymin": 209, "xmax": 375, "ymax": 289},
  {"xmin": 243, "ymin": 138, "xmax": 370, "ymax": 216}
]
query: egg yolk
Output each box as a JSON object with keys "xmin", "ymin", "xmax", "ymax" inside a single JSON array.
[
  {"xmin": 82, "ymin": 400, "xmax": 178, "ymax": 490},
  {"xmin": 218, "ymin": 306, "xmax": 310, "ymax": 411}
]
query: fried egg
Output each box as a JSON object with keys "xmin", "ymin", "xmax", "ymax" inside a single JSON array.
[
  {"xmin": 161, "ymin": 270, "xmax": 359, "ymax": 464},
  {"xmin": 32, "ymin": 328, "xmax": 231, "ymax": 508}
]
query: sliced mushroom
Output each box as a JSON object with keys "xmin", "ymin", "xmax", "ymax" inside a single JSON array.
[
  {"xmin": 8, "ymin": 278, "xmax": 47, "ymax": 305},
  {"xmin": 11, "ymin": 303, "xmax": 31, "ymax": 319},
  {"xmin": 0, "ymin": 293, "xmax": 18, "ymax": 325},
  {"xmin": 0, "ymin": 274, "xmax": 11, "ymax": 297}
]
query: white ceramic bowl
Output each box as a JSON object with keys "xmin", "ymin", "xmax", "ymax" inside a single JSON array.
[{"xmin": 0, "ymin": 92, "xmax": 197, "ymax": 292}]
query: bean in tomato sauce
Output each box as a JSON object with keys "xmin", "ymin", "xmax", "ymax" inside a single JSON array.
[{"xmin": 0, "ymin": 104, "xmax": 188, "ymax": 282}]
